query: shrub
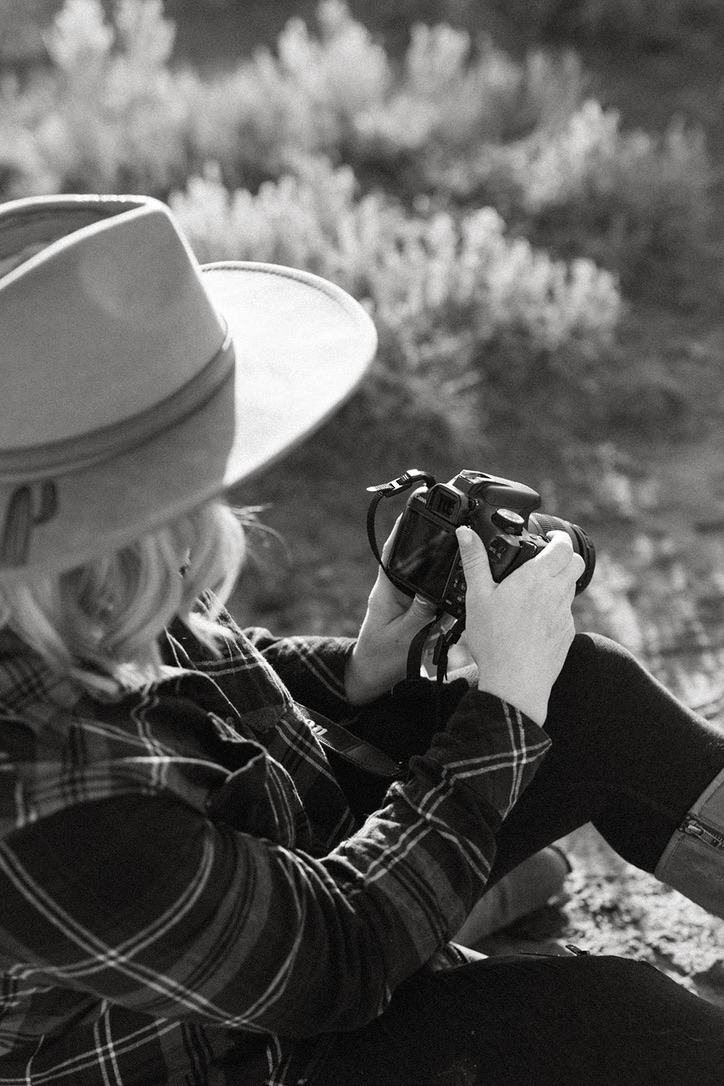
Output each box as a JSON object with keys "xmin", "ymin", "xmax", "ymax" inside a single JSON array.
[
  {"xmin": 0, "ymin": 0, "xmax": 62, "ymax": 64},
  {"xmin": 167, "ymin": 0, "xmax": 724, "ymax": 49},
  {"xmin": 0, "ymin": 0, "xmax": 713, "ymax": 301},
  {"xmin": 0, "ymin": 1, "xmax": 587, "ymax": 196},
  {"xmin": 486, "ymin": 0, "xmax": 723, "ymax": 46},
  {"xmin": 432, "ymin": 100, "xmax": 714, "ymax": 297},
  {"xmin": 529, "ymin": 109, "xmax": 712, "ymax": 297},
  {"xmin": 191, "ymin": 4, "xmax": 714, "ymax": 301},
  {"xmin": 184, "ymin": 5, "xmax": 588, "ymax": 190},
  {"xmin": 184, "ymin": 0, "xmax": 394, "ymax": 187},
  {"xmin": 0, "ymin": 0, "xmax": 190, "ymax": 196},
  {"xmin": 171, "ymin": 158, "xmax": 623, "ymax": 439}
]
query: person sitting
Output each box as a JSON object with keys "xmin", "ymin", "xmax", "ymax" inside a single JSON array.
[{"xmin": 0, "ymin": 193, "xmax": 722, "ymax": 1085}]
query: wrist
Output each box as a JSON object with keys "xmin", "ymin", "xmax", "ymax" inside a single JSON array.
[
  {"xmin": 469, "ymin": 648, "xmax": 548, "ymax": 726},
  {"xmin": 345, "ymin": 646, "xmax": 379, "ymax": 706},
  {"xmin": 345, "ymin": 643, "xmax": 403, "ymax": 706},
  {"xmin": 475, "ymin": 678, "xmax": 547, "ymax": 727}
]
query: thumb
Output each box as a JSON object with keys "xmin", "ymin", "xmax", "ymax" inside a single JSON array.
[{"xmin": 455, "ymin": 526, "xmax": 495, "ymax": 594}]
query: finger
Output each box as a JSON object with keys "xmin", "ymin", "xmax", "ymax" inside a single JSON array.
[
  {"xmin": 379, "ymin": 513, "xmax": 403, "ymax": 565},
  {"xmin": 534, "ymin": 530, "xmax": 576, "ymax": 577},
  {"xmin": 570, "ymin": 552, "xmax": 587, "ymax": 583},
  {"xmin": 406, "ymin": 593, "xmax": 438, "ymax": 624},
  {"xmin": 456, "ymin": 526, "xmax": 495, "ymax": 593},
  {"xmin": 555, "ymin": 546, "xmax": 587, "ymax": 590}
]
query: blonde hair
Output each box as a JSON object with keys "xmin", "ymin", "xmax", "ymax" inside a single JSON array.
[{"xmin": 0, "ymin": 498, "xmax": 247, "ymax": 695}]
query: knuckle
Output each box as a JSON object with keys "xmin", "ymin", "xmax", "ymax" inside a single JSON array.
[{"xmin": 547, "ymin": 530, "xmax": 573, "ymax": 551}]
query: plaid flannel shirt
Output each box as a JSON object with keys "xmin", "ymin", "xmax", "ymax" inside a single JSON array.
[{"xmin": 0, "ymin": 610, "xmax": 551, "ymax": 1086}]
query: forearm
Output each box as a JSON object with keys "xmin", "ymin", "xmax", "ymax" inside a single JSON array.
[
  {"xmin": 1, "ymin": 693, "xmax": 548, "ymax": 1038},
  {"xmin": 328, "ymin": 691, "xmax": 550, "ymax": 984},
  {"xmin": 164, "ymin": 615, "xmax": 357, "ymax": 722},
  {"xmin": 0, "ymin": 794, "xmax": 483, "ymax": 1037},
  {"xmin": 245, "ymin": 626, "xmax": 357, "ymax": 720}
]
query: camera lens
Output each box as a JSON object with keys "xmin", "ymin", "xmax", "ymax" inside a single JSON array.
[{"xmin": 530, "ymin": 514, "xmax": 596, "ymax": 595}]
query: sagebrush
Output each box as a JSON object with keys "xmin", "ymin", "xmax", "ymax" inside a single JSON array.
[
  {"xmin": 172, "ymin": 159, "xmax": 622, "ymax": 437},
  {"xmin": 0, "ymin": 0, "xmax": 713, "ymax": 299}
]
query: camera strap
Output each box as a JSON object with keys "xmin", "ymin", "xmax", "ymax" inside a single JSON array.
[
  {"xmin": 366, "ymin": 471, "xmax": 465, "ymax": 726},
  {"xmin": 404, "ymin": 617, "xmax": 465, "ymax": 727},
  {"xmin": 303, "ymin": 706, "xmax": 403, "ymax": 781},
  {"xmin": 365, "ymin": 469, "xmax": 436, "ymax": 569}
]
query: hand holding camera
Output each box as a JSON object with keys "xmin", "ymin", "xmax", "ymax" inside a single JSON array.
[
  {"xmin": 363, "ymin": 468, "xmax": 595, "ymax": 721},
  {"xmin": 455, "ymin": 524, "xmax": 585, "ymax": 725},
  {"xmin": 379, "ymin": 469, "xmax": 595, "ymax": 618},
  {"xmin": 345, "ymin": 514, "xmax": 441, "ymax": 706}
]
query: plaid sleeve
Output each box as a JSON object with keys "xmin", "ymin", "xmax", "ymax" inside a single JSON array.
[
  {"xmin": 242, "ymin": 627, "xmax": 356, "ymax": 721},
  {"xmin": 0, "ymin": 690, "xmax": 549, "ymax": 1039},
  {"xmin": 163, "ymin": 613, "xmax": 355, "ymax": 721}
]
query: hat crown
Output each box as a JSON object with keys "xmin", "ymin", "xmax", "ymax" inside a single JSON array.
[
  {"xmin": 0, "ymin": 193, "xmax": 377, "ymax": 581},
  {"xmin": 0, "ymin": 196, "xmax": 227, "ymax": 456}
]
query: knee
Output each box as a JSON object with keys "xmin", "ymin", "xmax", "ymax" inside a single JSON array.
[
  {"xmin": 548, "ymin": 631, "xmax": 652, "ymax": 725},
  {"xmin": 563, "ymin": 631, "xmax": 645, "ymax": 685}
]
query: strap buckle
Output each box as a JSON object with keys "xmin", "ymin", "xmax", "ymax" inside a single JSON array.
[{"xmin": 366, "ymin": 469, "xmax": 436, "ymax": 497}]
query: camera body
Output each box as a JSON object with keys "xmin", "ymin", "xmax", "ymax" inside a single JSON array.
[{"xmin": 385, "ymin": 470, "xmax": 595, "ymax": 620}]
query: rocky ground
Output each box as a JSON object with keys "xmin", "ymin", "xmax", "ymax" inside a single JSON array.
[{"xmin": 477, "ymin": 823, "xmax": 724, "ymax": 1009}]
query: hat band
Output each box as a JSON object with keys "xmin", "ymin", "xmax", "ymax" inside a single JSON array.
[{"xmin": 0, "ymin": 329, "xmax": 236, "ymax": 483}]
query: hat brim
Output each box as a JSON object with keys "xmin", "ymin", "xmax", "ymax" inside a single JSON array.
[{"xmin": 0, "ymin": 263, "xmax": 377, "ymax": 579}]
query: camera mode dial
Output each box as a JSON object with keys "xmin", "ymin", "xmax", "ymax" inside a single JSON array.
[{"xmin": 491, "ymin": 509, "xmax": 525, "ymax": 535}]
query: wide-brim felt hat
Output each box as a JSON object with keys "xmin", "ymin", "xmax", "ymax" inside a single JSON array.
[{"xmin": 0, "ymin": 194, "xmax": 377, "ymax": 581}]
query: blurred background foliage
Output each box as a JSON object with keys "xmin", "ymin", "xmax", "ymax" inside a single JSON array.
[
  {"xmin": 0, "ymin": 1, "xmax": 722, "ymax": 695},
  {"xmin": 4, "ymin": 0, "xmax": 723, "ymax": 977}
]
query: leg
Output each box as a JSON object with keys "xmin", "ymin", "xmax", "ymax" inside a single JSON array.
[
  {"xmin": 308, "ymin": 954, "xmax": 724, "ymax": 1085},
  {"xmin": 355, "ymin": 633, "xmax": 724, "ymax": 913},
  {"xmin": 487, "ymin": 633, "xmax": 724, "ymax": 885},
  {"xmin": 454, "ymin": 845, "xmax": 571, "ymax": 944}
]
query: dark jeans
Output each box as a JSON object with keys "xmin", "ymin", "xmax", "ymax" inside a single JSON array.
[
  {"xmin": 311, "ymin": 954, "xmax": 724, "ymax": 1084},
  {"xmin": 491, "ymin": 631, "xmax": 724, "ymax": 882},
  {"xmin": 307, "ymin": 634, "xmax": 724, "ymax": 1084}
]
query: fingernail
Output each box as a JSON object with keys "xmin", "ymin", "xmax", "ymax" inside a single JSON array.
[
  {"xmin": 456, "ymin": 526, "xmax": 474, "ymax": 544},
  {"xmin": 413, "ymin": 594, "xmax": 437, "ymax": 611}
]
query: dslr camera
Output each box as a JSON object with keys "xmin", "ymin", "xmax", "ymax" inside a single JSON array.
[{"xmin": 383, "ymin": 470, "xmax": 595, "ymax": 620}]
